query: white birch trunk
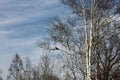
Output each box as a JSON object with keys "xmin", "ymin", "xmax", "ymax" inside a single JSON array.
[
  {"xmin": 88, "ymin": 1, "xmax": 94, "ymax": 80},
  {"xmin": 83, "ymin": 9, "xmax": 89, "ymax": 80}
]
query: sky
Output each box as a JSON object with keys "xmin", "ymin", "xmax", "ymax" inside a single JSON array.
[{"xmin": 0, "ymin": 0, "xmax": 71, "ymax": 79}]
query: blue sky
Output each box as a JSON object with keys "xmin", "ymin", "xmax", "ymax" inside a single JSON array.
[{"xmin": 0, "ymin": 0, "xmax": 71, "ymax": 79}]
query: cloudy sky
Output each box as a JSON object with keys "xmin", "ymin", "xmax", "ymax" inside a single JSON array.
[{"xmin": 0, "ymin": 0, "xmax": 71, "ymax": 79}]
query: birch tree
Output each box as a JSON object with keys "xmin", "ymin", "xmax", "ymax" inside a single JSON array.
[
  {"xmin": 37, "ymin": 0, "xmax": 120, "ymax": 80},
  {"xmin": 61, "ymin": 0, "xmax": 120, "ymax": 80}
]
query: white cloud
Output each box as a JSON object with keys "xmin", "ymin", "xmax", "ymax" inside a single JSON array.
[
  {"xmin": 0, "ymin": 18, "xmax": 25, "ymax": 26},
  {"xmin": 0, "ymin": 0, "xmax": 65, "ymax": 27},
  {"xmin": 0, "ymin": 30, "xmax": 13, "ymax": 35}
]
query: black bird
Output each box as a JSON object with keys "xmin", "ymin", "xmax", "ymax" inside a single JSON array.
[{"xmin": 55, "ymin": 47, "xmax": 59, "ymax": 50}]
